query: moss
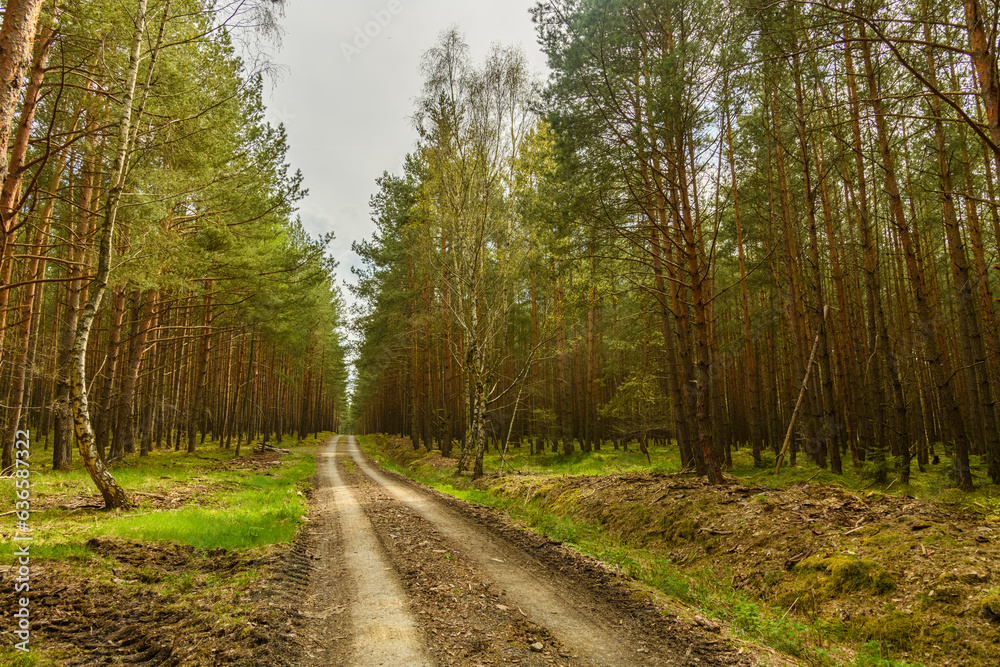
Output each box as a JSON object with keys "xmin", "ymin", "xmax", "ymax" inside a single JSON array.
[
  {"xmin": 929, "ymin": 623, "xmax": 959, "ymax": 640},
  {"xmin": 923, "ymin": 529, "xmax": 960, "ymax": 548},
  {"xmin": 858, "ymin": 610, "xmax": 920, "ymax": 650},
  {"xmin": 977, "ymin": 593, "xmax": 1000, "ymax": 622},
  {"xmin": 666, "ymin": 516, "xmax": 699, "ymax": 544},
  {"xmin": 551, "ymin": 488, "xmax": 581, "ymax": 511},
  {"xmin": 871, "ymin": 570, "xmax": 896, "ymax": 594},
  {"xmin": 796, "ymin": 554, "xmax": 895, "ymax": 595},
  {"xmin": 826, "ymin": 556, "xmax": 872, "ymax": 592},
  {"xmin": 530, "ymin": 483, "xmax": 557, "ymax": 502},
  {"xmin": 863, "ymin": 531, "xmax": 905, "ymax": 547}
]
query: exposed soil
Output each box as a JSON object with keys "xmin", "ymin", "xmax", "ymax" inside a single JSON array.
[
  {"xmin": 295, "ymin": 447, "xmax": 352, "ymax": 665},
  {"xmin": 211, "ymin": 452, "xmax": 287, "ymax": 471},
  {"xmin": 299, "ymin": 437, "xmax": 430, "ymax": 666},
  {"xmin": 0, "ymin": 537, "xmax": 304, "ymax": 665},
  {"xmin": 37, "ymin": 487, "xmax": 215, "ymax": 512}
]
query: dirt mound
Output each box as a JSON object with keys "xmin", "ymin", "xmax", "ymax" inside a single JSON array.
[{"xmin": 477, "ymin": 472, "xmax": 1000, "ymax": 665}]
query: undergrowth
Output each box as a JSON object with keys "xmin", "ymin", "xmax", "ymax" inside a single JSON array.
[{"xmin": 0, "ymin": 433, "xmax": 333, "ymax": 666}]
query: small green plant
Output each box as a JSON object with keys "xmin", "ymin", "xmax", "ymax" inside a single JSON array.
[
  {"xmin": 167, "ymin": 571, "xmax": 197, "ymax": 594},
  {"xmin": 853, "ymin": 640, "xmax": 922, "ymax": 666},
  {"xmin": 0, "ymin": 649, "xmax": 63, "ymax": 667},
  {"xmin": 859, "ymin": 454, "xmax": 897, "ymax": 486}
]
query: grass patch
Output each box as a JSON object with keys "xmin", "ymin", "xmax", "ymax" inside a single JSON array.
[
  {"xmin": 0, "ymin": 649, "xmax": 66, "ymax": 667},
  {"xmin": 0, "ymin": 435, "xmax": 324, "ymax": 559},
  {"xmin": 92, "ymin": 453, "xmax": 315, "ymax": 549},
  {"xmin": 495, "ymin": 447, "xmax": 682, "ymax": 476}
]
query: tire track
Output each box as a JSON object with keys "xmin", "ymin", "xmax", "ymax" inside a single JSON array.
[
  {"xmin": 343, "ymin": 436, "xmax": 640, "ymax": 667},
  {"xmin": 309, "ymin": 436, "xmax": 431, "ymax": 666}
]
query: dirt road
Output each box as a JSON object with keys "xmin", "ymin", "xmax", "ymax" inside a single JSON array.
[{"xmin": 298, "ymin": 436, "xmax": 751, "ymax": 667}]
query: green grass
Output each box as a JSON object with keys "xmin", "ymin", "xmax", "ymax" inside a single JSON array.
[
  {"xmin": 0, "ymin": 434, "xmax": 324, "ymax": 559},
  {"xmin": 475, "ymin": 437, "xmax": 683, "ymax": 475},
  {"xmin": 88, "ymin": 490, "xmax": 305, "ymax": 549},
  {"xmin": 433, "ymin": 436, "xmax": 1000, "ymax": 518},
  {"xmin": 0, "ymin": 649, "xmax": 66, "ymax": 667},
  {"xmin": 491, "ymin": 447, "xmax": 682, "ymax": 475}
]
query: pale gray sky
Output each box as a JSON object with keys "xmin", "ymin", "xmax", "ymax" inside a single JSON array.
[{"xmin": 265, "ymin": 0, "xmax": 549, "ymax": 308}]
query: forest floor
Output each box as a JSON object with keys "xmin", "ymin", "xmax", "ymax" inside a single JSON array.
[
  {"xmin": 0, "ymin": 439, "xmax": 321, "ymax": 666},
  {"xmin": 2, "ymin": 435, "xmax": 753, "ymax": 667},
  {"xmin": 3, "ymin": 436, "xmax": 997, "ymax": 666},
  {"xmin": 362, "ymin": 436, "xmax": 1000, "ymax": 667}
]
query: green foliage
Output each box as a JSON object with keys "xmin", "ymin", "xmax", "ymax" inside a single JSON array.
[
  {"xmin": 860, "ymin": 456, "xmax": 899, "ymax": 486},
  {"xmin": 598, "ymin": 369, "xmax": 671, "ymax": 441}
]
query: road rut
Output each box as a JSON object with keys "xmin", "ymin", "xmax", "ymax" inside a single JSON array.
[
  {"xmin": 301, "ymin": 436, "xmax": 430, "ymax": 666},
  {"xmin": 299, "ymin": 436, "xmax": 752, "ymax": 667},
  {"xmin": 344, "ymin": 436, "xmax": 637, "ymax": 667}
]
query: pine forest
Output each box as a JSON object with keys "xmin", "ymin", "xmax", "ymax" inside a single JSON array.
[
  {"xmin": 0, "ymin": 0, "xmax": 348, "ymax": 507},
  {"xmin": 3, "ymin": 1, "xmax": 1000, "ymax": 666},
  {"xmin": 352, "ymin": 1, "xmax": 1000, "ymax": 492}
]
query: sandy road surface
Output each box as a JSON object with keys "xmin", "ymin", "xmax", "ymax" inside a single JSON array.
[
  {"xmin": 299, "ymin": 435, "xmax": 430, "ymax": 666},
  {"xmin": 298, "ymin": 436, "xmax": 752, "ymax": 667}
]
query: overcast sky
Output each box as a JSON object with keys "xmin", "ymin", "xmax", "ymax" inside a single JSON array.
[{"xmin": 263, "ymin": 0, "xmax": 549, "ymax": 311}]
